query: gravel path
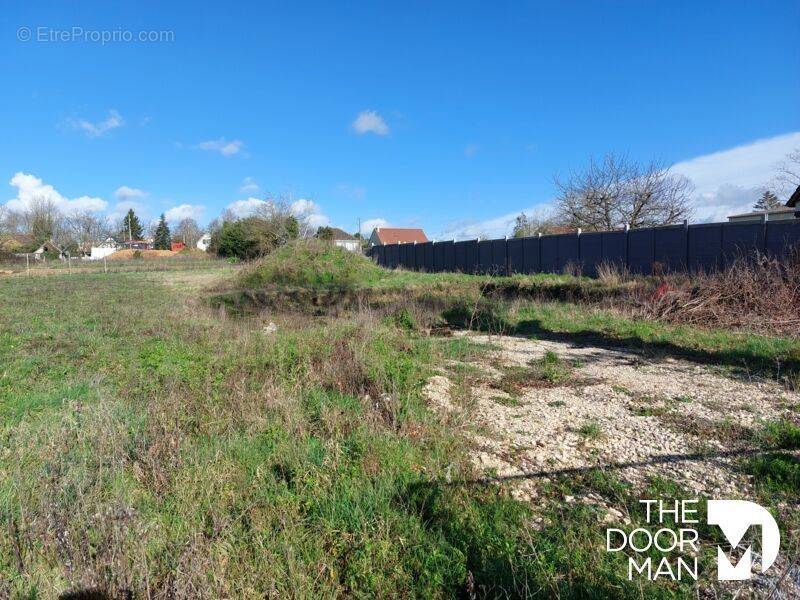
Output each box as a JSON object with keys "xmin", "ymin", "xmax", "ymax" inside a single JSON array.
[{"xmin": 425, "ymin": 331, "xmax": 798, "ymax": 500}]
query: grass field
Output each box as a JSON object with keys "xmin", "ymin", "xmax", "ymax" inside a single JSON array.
[{"xmin": 1, "ymin": 247, "xmax": 798, "ymax": 598}]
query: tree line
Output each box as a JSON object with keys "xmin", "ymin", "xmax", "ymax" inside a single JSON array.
[{"xmin": 0, "ymin": 198, "xmax": 204, "ymax": 255}]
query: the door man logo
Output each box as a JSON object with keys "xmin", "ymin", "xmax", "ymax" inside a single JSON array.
[
  {"xmin": 606, "ymin": 499, "xmax": 780, "ymax": 581},
  {"xmin": 707, "ymin": 500, "xmax": 780, "ymax": 580}
]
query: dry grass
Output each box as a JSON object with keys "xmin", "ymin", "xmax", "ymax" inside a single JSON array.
[{"xmin": 637, "ymin": 250, "xmax": 800, "ymax": 336}]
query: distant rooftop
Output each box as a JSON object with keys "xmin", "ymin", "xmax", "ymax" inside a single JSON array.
[{"xmin": 371, "ymin": 227, "xmax": 428, "ymax": 245}]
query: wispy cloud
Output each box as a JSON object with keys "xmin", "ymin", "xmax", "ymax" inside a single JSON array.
[
  {"xmin": 336, "ymin": 183, "xmax": 366, "ymax": 201},
  {"xmin": 239, "ymin": 177, "xmax": 260, "ymax": 194},
  {"xmin": 351, "ymin": 110, "xmax": 389, "ymax": 136},
  {"xmin": 114, "ymin": 186, "xmax": 148, "ymax": 202},
  {"xmin": 69, "ymin": 109, "xmax": 125, "ymax": 138},
  {"xmin": 196, "ymin": 138, "xmax": 246, "ymax": 157},
  {"xmin": 464, "ymin": 143, "xmax": 480, "ymax": 158}
]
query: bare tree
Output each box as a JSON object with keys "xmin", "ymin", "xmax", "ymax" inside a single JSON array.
[
  {"xmin": 554, "ymin": 154, "xmax": 694, "ymax": 231},
  {"xmin": 65, "ymin": 212, "xmax": 111, "ymax": 251},
  {"xmin": 252, "ymin": 198, "xmax": 303, "ymax": 243},
  {"xmin": 23, "ymin": 197, "xmax": 65, "ymax": 245},
  {"xmin": 775, "ymin": 148, "xmax": 800, "ymax": 195},
  {"xmin": 174, "ymin": 218, "xmax": 203, "ymax": 247}
]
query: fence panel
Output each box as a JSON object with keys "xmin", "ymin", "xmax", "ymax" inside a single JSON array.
[
  {"xmin": 455, "ymin": 239, "xmax": 478, "ymax": 273},
  {"xmin": 540, "ymin": 236, "xmax": 559, "ymax": 272},
  {"xmin": 477, "ymin": 240, "xmax": 493, "ymax": 274},
  {"xmin": 654, "ymin": 225, "xmax": 687, "ymax": 273},
  {"xmin": 522, "ymin": 236, "xmax": 540, "ymax": 273},
  {"xmin": 387, "ymin": 244, "xmax": 400, "ymax": 269},
  {"xmin": 628, "ymin": 228, "xmax": 655, "ymax": 275},
  {"xmin": 688, "ymin": 224, "xmax": 723, "ymax": 272},
  {"xmin": 421, "ymin": 242, "xmax": 434, "ymax": 271},
  {"xmin": 401, "ymin": 244, "xmax": 413, "ymax": 269},
  {"xmin": 579, "ymin": 232, "xmax": 603, "ymax": 276},
  {"xmin": 414, "ymin": 243, "xmax": 425, "ymax": 270},
  {"xmin": 507, "ymin": 238, "xmax": 524, "ymax": 274},
  {"xmin": 765, "ymin": 221, "xmax": 800, "ymax": 257},
  {"xmin": 433, "ymin": 242, "xmax": 445, "ymax": 272},
  {"xmin": 490, "ymin": 239, "xmax": 508, "ymax": 275},
  {"xmin": 722, "ymin": 222, "xmax": 765, "ymax": 266},
  {"xmin": 557, "ymin": 233, "xmax": 579, "ymax": 273},
  {"xmin": 601, "ymin": 231, "xmax": 627, "ymax": 268},
  {"xmin": 441, "ymin": 240, "xmax": 455, "ymax": 271}
]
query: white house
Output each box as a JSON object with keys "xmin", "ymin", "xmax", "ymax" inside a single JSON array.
[
  {"xmin": 88, "ymin": 237, "xmax": 120, "ymax": 260},
  {"xmin": 316, "ymin": 227, "xmax": 361, "ymax": 252},
  {"xmin": 197, "ymin": 233, "xmax": 212, "ymax": 252}
]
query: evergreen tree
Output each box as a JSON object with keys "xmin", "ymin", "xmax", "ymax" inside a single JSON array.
[
  {"xmin": 754, "ymin": 190, "xmax": 781, "ymax": 211},
  {"xmin": 121, "ymin": 209, "xmax": 144, "ymax": 241},
  {"xmin": 153, "ymin": 214, "xmax": 172, "ymax": 250}
]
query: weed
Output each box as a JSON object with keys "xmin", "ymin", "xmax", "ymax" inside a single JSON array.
[{"xmin": 578, "ymin": 420, "xmax": 603, "ymax": 440}]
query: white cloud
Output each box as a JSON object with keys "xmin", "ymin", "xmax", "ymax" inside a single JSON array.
[
  {"xmin": 672, "ymin": 131, "xmax": 800, "ymax": 222},
  {"xmin": 360, "ymin": 218, "xmax": 390, "ymax": 236},
  {"xmin": 226, "ymin": 197, "xmax": 268, "ymax": 218},
  {"xmin": 196, "ymin": 138, "xmax": 245, "ymax": 157},
  {"xmin": 351, "ymin": 110, "xmax": 389, "ymax": 136},
  {"xmin": 114, "ymin": 186, "xmax": 148, "ymax": 202},
  {"xmin": 69, "ymin": 109, "xmax": 125, "ymax": 137},
  {"xmin": 165, "ymin": 204, "xmax": 205, "ymax": 223},
  {"xmin": 4, "ymin": 172, "xmax": 107, "ymax": 215},
  {"xmin": 239, "ymin": 177, "xmax": 260, "ymax": 193}
]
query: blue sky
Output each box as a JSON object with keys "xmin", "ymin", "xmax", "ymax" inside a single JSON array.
[{"xmin": 1, "ymin": 1, "xmax": 799, "ymax": 239}]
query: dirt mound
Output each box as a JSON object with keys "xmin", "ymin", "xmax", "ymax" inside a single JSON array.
[{"xmin": 107, "ymin": 249, "xmax": 176, "ymax": 261}]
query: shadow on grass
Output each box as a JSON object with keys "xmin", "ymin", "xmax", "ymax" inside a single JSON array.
[{"xmin": 442, "ymin": 303, "xmax": 799, "ymax": 382}]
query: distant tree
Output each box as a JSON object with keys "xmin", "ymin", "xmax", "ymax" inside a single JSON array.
[
  {"xmin": 153, "ymin": 214, "xmax": 172, "ymax": 250},
  {"xmin": 121, "ymin": 209, "xmax": 144, "ymax": 241},
  {"xmin": 66, "ymin": 212, "xmax": 110, "ymax": 250},
  {"xmin": 512, "ymin": 210, "xmax": 560, "ymax": 237},
  {"xmin": 174, "ymin": 218, "xmax": 203, "ymax": 247},
  {"xmin": 24, "ymin": 197, "xmax": 64, "ymax": 245},
  {"xmin": 316, "ymin": 226, "xmax": 334, "ymax": 241},
  {"xmin": 554, "ymin": 153, "xmax": 693, "ymax": 231},
  {"xmin": 754, "ymin": 190, "xmax": 781, "ymax": 212},
  {"xmin": 775, "ymin": 148, "xmax": 800, "ymax": 195}
]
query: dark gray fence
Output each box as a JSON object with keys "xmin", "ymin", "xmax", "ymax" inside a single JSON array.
[{"xmin": 367, "ymin": 220, "xmax": 800, "ymax": 276}]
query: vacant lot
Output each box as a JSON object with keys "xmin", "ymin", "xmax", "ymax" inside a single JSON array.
[{"xmin": 1, "ymin": 245, "xmax": 799, "ymax": 598}]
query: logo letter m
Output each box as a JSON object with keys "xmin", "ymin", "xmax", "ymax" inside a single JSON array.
[{"xmin": 707, "ymin": 500, "xmax": 780, "ymax": 580}]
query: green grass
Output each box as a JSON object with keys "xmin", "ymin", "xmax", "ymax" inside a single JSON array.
[{"xmin": 2, "ymin": 268, "xmax": 669, "ymax": 598}]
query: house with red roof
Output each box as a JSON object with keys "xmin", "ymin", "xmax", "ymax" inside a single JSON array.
[{"xmin": 368, "ymin": 227, "xmax": 428, "ymax": 247}]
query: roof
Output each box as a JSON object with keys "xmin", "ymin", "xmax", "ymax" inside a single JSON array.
[
  {"xmin": 728, "ymin": 206, "xmax": 796, "ymax": 219},
  {"xmin": 319, "ymin": 227, "xmax": 356, "ymax": 241},
  {"xmin": 371, "ymin": 227, "xmax": 428, "ymax": 245},
  {"xmin": 786, "ymin": 185, "xmax": 800, "ymax": 208}
]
